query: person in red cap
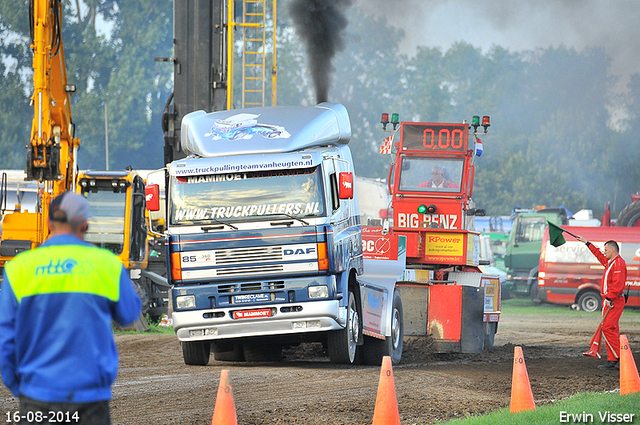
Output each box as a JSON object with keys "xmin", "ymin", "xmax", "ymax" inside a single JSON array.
[
  {"xmin": 0, "ymin": 191, "xmax": 142, "ymax": 424},
  {"xmin": 576, "ymin": 235, "xmax": 627, "ymax": 370}
]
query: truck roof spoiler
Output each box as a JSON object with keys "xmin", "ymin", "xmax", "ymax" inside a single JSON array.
[{"xmin": 180, "ymin": 103, "xmax": 351, "ymax": 158}]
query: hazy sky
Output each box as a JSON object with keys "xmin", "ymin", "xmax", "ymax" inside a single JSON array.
[{"xmin": 356, "ymin": 0, "xmax": 639, "ymax": 94}]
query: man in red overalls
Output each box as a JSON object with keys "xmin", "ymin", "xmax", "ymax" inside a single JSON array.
[{"xmin": 577, "ymin": 236, "xmax": 627, "ymax": 370}]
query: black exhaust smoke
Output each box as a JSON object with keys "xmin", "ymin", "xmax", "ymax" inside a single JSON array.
[{"xmin": 290, "ymin": 0, "xmax": 352, "ymax": 104}]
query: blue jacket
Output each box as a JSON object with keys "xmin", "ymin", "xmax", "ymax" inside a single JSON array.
[{"xmin": 0, "ymin": 234, "xmax": 142, "ymax": 403}]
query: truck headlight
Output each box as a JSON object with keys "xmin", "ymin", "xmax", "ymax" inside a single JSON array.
[
  {"xmin": 176, "ymin": 295, "xmax": 196, "ymax": 309},
  {"xmin": 308, "ymin": 285, "xmax": 328, "ymax": 299}
]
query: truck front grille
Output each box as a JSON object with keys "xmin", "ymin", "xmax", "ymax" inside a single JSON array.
[
  {"xmin": 178, "ymin": 242, "xmax": 317, "ymax": 282},
  {"xmin": 217, "ymin": 264, "xmax": 284, "ymax": 277},
  {"xmin": 215, "ymin": 246, "xmax": 283, "ymax": 264}
]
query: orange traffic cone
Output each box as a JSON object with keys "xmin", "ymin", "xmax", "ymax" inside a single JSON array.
[
  {"xmin": 619, "ymin": 335, "xmax": 640, "ymax": 395},
  {"xmin": 211, "ymin": 369, "xmax": 238, "ymax": 425},
  {"xmin": 510, "ymin": 346, "xmax": 536, "ymax": 413},
  {"xmin": 372, "ymin": 356, "xmax": 400, "ymax": 425}
]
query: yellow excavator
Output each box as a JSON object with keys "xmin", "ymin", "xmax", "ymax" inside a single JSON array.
[
  {"xmin": 0, "ymin": 0, "xmax": 77, "ymax": 260},
  {"xmin": 0, "ymin": 0, "xmax": 151, "ymax": 323}
]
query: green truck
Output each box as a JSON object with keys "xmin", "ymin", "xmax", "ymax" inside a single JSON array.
[{"xmin": 504, "ymin": 207, "xmax": 569, "ymax": 299}]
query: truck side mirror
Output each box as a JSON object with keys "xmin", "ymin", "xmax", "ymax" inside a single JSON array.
[
  {"xmin": 338, "ymin": 172, "xmax": 353, "ymax": 199},
  {"xmin": 145, "ymin": 184, "xmax": 160, "ymax": 212}
]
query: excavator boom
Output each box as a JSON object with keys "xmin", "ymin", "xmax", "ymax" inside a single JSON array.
[{"xmin": 27, "ymin": 0, "xmax": 79, "ymax": 192}]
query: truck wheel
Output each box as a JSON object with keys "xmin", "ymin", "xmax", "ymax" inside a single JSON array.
[
  {"xmin": 616, "ymin": 201, "xmax": 640, "ymax": 227},
  {"xmin": 577, "ymin": 291, "xmax": 601, "ymax": 312},
  {"xmin": 500, "ymin": 281, "xmax": 511, "ymax": 300},
  {"xmin": 529, "ymin": 281, "xmax": 539, "ymax": 302},
  {"xmin": 182, "ymin": 341, "xmax": 211, "ymax": 366},
  {"xmin": 242, "ymin": 343, "xmax": 282, "ymax": 362},
  {"xmin": 362, "ymin": 290, "xmax": 403, "ymax": 365},
  {"xmin": 132, "ymin": 279, "xmax": 150, "ymax": 318},
  {"xmin": 212, "ymin": 342, "xmax": 245, "ymax": 362},
  {"xmin": 328, "ymin": 291, "xmax": 360, "ymax": 364}
]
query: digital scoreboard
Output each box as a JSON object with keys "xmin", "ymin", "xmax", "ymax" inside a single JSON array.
[{"xmin": 400, "ymin": 123, "xmax": 468, "ymax": 153}]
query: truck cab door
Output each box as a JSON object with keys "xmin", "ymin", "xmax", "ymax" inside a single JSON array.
[
  {"xmin": 506, "ymin": 215, "xmax": 547, "ymax": 271},
  {"xmin": 323, "ymin": 155, "xmax": 363, "ymax": 276},
  {"xmin": 128, "ymin": 175, "xmax": 148, "ymax": 265}
]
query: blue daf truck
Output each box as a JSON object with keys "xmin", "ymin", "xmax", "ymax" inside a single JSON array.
[{"xmin": 147, "ymin": 103, "xmax": 407, "ymax": 365}]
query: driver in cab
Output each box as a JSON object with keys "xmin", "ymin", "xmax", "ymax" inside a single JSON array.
[{"xmin": 419, "ymin": 166, "xmax": 459, "ymax": 189}]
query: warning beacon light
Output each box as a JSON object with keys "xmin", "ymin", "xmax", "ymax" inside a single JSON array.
[
  {"xmin": 380, "ymin": 113, "xmax": 389, "ymax": 130},
  {"xmin": 471, "ymin": 115, "xmax": 491, "ymax": 134},
  {"xmin": 471, "ymin": 116, "xmax": 480, "ymax": 133},
  {"xmin": 391, "ymin": 113, "xmax": 400, "ymax": 130},
  {"xmin": 482, "ymin": 116, "xmax": 490, "ymax": 132},
  {"xmin": 380, "ymin": 112, "xmax": 400, "ymax": 131}
]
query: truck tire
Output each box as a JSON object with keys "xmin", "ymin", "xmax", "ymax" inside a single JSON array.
[
  {"xmin": 181, "ymin": 341, "xmax": 211, "ymax": 366},
  {"xmin": 616, "ymin": 201, "xmax": 640, "ymax": 227},
  {"xmin": 362, "ymin": 290, "xmax": 403, "ymax": 365},
  {"xmin": 212, "ymin": 342, "xmax": 245, "ymax": 362},
  {"xmin": 328, "ymin": 291, "xmax": 360, "ymax": 364},
  {"xmin": 242, "ymin": 342, "xmax": 282, "ymax": 362},
  {"xmin": 132, "ymin": 279, "xmax": 150, "ymax": 318},
  {"xmin": 577, "ymin": 291, "xmax": 601, "ymax": 312}
]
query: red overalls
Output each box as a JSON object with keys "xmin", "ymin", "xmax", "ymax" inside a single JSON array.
[{"xmin": 588, "ymin": 243, "xmax": 627, "ymax": 361}]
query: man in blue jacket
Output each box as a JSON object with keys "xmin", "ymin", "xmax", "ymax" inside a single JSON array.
[{"xmin": 0, "ymin": 191, "xmax": 142, "ymax": 424}]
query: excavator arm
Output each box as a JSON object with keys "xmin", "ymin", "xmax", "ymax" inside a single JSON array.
[
  {"xmin": 27, "ymin": 0, "xmax": 79, "ymax": 192},
  {"xmin": 0, "ymin": 0, "xmax": 80, "ymax": 263}
]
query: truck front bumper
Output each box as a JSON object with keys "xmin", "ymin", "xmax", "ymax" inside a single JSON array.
[{"xmin": 172, "ymin": 299, "xmax": 345, "ymax": 342}]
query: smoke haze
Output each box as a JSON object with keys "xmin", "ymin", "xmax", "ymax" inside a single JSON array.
[
  {"xmin": 289, "ymin": 0, "xmax": 353, "ymax": 104},
  {"xmin": 356, "ymin": 0, "xmax": 639, "ymax": 94}
]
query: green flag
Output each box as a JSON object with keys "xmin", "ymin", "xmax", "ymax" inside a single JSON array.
[{"xmin": 547, "ymin": 220, "xmax": 566, "ymax": 247}]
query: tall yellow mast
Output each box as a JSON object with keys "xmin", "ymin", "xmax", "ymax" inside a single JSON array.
[{"xmin": 227, "ymin": 0, "xmax": 277, "ymax": 109}]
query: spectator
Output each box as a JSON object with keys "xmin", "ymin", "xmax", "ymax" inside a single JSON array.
[{"xmin": 0, "ymin": 191, "xmax": 142, "ymax": 424}]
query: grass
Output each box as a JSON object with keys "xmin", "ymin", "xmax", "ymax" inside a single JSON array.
[
  {"xmin": 147, "ymin": 319, "xmax": 175, "ymax": 334},
  {"xmin": 443, "ymin": 392, "xmax": 640, "ymax": 425},
  {"xmin": 501, "ymin": 298, "xmax": 640, "ymax": 328},
  {"xmin": 113, "ymin": 314, "xmax": 174, "ymax": 335},
  {"xmin": 501, "ymin": 297, "xmax": 595, "ymax": 317}
]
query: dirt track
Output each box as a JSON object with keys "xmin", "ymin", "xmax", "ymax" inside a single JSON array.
[{"xmin": 1, "ymin": 304, "xmax": 639, "ymax": 425}]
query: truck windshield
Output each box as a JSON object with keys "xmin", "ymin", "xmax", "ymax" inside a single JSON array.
[
  {"xmin": 398, "ymin": 157, "xmax": 464, "ymax": 192},
  {"xmin": 84, "ymin": 191, "xmax": 126, "ymax": 255},
  {"xmin": 169, "ymin": 166, "xmax": 326, "ymax": 225},
  {"xmin": 515, "ymin": 216, "xmax": 547, "ymax": 243}
]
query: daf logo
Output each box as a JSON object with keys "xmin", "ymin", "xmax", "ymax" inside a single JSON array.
[{"xmin": 284, "ymin": 248, "xmax": 316, "ymax": 256}]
